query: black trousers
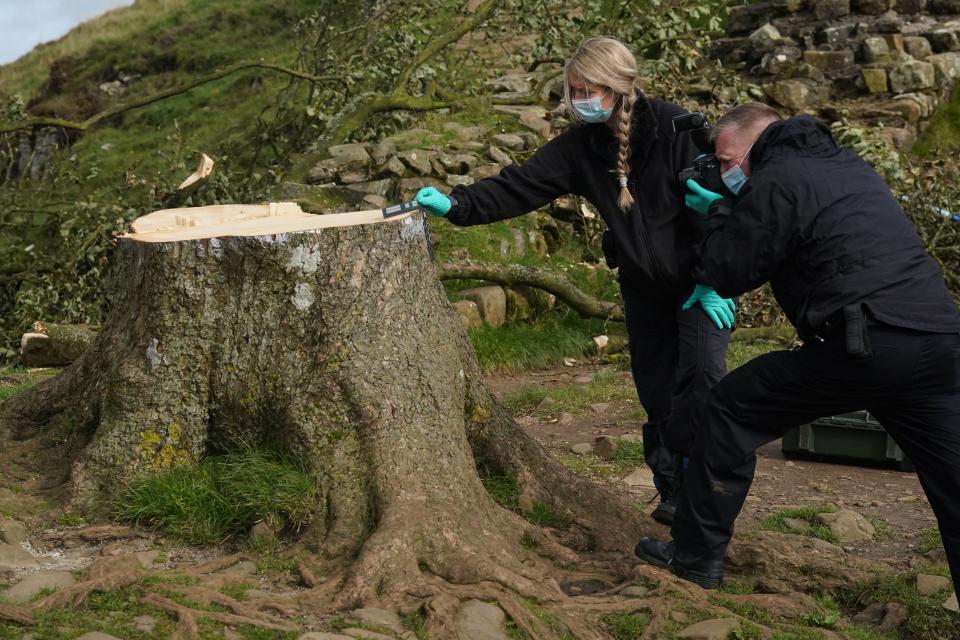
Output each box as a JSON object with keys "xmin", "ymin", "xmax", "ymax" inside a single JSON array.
[
  {"xmin": 621, "ymin": 282, "xmax": 730, "ymax": 494},
  {"xmin": 671, "ymin": 322, "xmax": 960, "ymax": 594}
]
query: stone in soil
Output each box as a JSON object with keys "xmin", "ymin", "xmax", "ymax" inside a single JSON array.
[
  {"xmin": 347, "ymin": 608, "xmax": 405, "ymax": 634},
  {"xmin": 677, "ymin": 617, "xmax": 740, "ymax": 640},
  {"xmin": 2, "ymin": 570, "xmax": 75, "ymax": 603},
  {"xmin": 916, "ymin": 573, "xmax": 952, "ymax": 596},
  {"xmin": 455, "ymin": 599, "xmax": 509, "ymax": 640}
]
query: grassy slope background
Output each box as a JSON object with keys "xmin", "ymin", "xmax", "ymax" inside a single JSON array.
[{"xmin": 0, "ymin": 0, "xmax": 959, "ymax": 369}]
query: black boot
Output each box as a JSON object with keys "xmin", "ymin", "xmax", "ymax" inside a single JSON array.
[
  {"xmin": 650, "ymin": 456, "xmax": 686, "ymax": 526},
  {"xmin": 634, "ymin": 537, "xmax": 724, "ymax": 589},
  {"xmin": 650, "ymin": 493, "xmax": 676, "ymax": 526}
]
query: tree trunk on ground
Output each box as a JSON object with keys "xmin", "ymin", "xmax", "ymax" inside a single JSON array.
[{"xmin": 0, "ymin": 212, "xmax": 665, "ymax": 634}]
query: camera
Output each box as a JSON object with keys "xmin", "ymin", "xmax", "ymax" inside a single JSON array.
[{"xmin": 672, "ymin": 113, "xmax": 730, "ymax": 196}]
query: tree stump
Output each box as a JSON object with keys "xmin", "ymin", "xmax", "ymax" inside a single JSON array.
[{"xmin": 0, "ymin": 209, "xmax": 648, "ymax": 614}]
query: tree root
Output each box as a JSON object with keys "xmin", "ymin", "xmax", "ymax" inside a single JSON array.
[
  {"xmin": 141, "ymin": 592, "xmax": 299, "ymax": 635},
  {"xmin": 0, "ymin": 603, "xmax": 34, "ymax": 625}
]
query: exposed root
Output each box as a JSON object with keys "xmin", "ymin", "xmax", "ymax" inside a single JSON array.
[
  {"xmin": 30, "ymin": 572, "xmax": 139, "ymax": 610},
  {"xmin": 0, "ymin": 603, "xmax": 34, "ymax": 625},
  {"xmin": 141, "ymin": 592, "xmax": 299, "ymax": 633}
]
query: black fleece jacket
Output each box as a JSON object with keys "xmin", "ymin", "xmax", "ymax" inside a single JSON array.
[
  {"xmin": 445, "ymin": 92, "xmax": 700, "ymax": 297},
  {"xmin": 695, "ymin": 115, "xmax": 960, "ymax": 337}
]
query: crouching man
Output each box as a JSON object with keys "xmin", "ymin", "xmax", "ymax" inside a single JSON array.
[{"xmin": 634, "ymin": 102, "xmax": 960, "ymax": 595}]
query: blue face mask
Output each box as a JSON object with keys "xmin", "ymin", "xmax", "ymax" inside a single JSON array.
[
  {"xmin": 721, "ymin": 143, "xmax": 753, "ymax": 195},
  {"xmin": 571, "ymin": 96, "xmax": 613, "ymax": 124}
]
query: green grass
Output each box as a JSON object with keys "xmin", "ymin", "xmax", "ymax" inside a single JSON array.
[
  {"xmin": 711, "ymin": 595, "xmax": 773, "ymax": 625},
  {"xmin": 604, "ymin": 611, "xmax": 652, "ymax": 639},
  {"xmin": 759, "ymin": 505, "xmax": 840, "ymax": 544},
  {"xmin": 522, "ymin": 598, "xmax": 576, "ymax": 640},
  {"xmin": 114, "ymin": 447, "xmax": 316, "ymax": 545},
  {"xmin": 836, "ymin": 566, "xmax": 960, "ymax": 640},
  {"xmin": 479, "ymin": 473, "xmax": 570, "ymax": 529},
  {"xmin": 798, "ymin": 594, "xmax": 840, "ymax": 629},
  {"xmin": 469, "ymin": 311, "xmax": 610, "ymax": 374},
  {"xmin": 500, "ymin": 367, "xmax": 636, "ymax": 415},
  {"xmin": 718, "ymin": 580, "xmax": 755, "ymax": 595},
  {"xmin": 919, "ymin": 526, "xmax": 943, "ymax": 553},
  {"xmin": 914, "ymin": 83, "xmax": 960, "ymax": 157},
  {"xmin": 0, "ymin": 366, "xmax": 59, "ymax": 401},
  {"xmin": 218, "ymin": 581, "xmax": 253, "ymax": 601}
]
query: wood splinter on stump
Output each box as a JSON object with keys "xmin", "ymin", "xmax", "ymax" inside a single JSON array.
[{"xmin": 0, "ymin": 202, "xmax": 651, "ymax": 631}]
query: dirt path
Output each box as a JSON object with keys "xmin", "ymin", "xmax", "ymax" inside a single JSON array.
[{"xmin": 487, "ymin": 363, "xmax": 940, "ymax": 572}]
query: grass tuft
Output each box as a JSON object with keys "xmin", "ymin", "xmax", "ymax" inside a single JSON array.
[
  {"xmin": 114, "ymin": 447, "xmax": 316, "ymax": 546},
  {"xmin": 836, "ymin": 567, "xmax": 960, "ymax": 640},
  {"xmin": 469, "ymin": 311, "xmax": 608, "ymax": 374},
  {"xmin": 604, "ymin": 611, "xmax": 651, "ymax": 639},
  {"xmin": 759, "ymin": 505, "xmax": 839, "ymax": 544}
]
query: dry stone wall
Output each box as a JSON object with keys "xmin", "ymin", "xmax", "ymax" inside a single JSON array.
[{"xmin": 712, "ymin": 0, "xmax": 960, "ymax": 149}]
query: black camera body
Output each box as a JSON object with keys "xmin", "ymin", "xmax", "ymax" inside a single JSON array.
[{"xmin": 672, "ymin": 112, "xmax": 730, "ymax": 196}]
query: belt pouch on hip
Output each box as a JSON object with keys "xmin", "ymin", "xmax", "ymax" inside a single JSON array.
[{"xmin": 843, "ymin": 303, "xmax": 872, "ymax": 358}]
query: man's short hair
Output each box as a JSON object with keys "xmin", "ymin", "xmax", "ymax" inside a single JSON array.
[{"xmin": 711, "ymin": 103, "xmax": 783, "ymax": 142}]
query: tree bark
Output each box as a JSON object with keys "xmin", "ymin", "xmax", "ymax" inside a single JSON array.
[{"xmin": 0, "ymin": 212, "xmax": 645, "ymax": 615}]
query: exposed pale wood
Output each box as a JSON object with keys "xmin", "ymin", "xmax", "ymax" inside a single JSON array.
[
  {"xmin": 176, "ymin": 153, "xmax": 215, "ymax": 192},
  {"xmin": 123, "ymin": 202, "xmax": 415, "ymax": 243}
]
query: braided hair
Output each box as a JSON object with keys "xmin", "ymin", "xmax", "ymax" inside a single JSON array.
[{"xmin": 563, "ymin": 36, "xmax": 639, "ymax": 212}]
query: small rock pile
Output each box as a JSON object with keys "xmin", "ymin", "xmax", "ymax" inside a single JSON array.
[{"xmin": 713, "ymin": 0, "xmax": 960, "ymax": 149}]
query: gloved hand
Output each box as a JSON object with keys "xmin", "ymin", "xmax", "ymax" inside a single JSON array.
[
  {"xmin": 415, "ymin": 186, "xmax": 452, "ymax": 217},
  {"xmin": 682, "ymin": 284, "xmax": 736, "ymax": 330},
  {"xmin": 684, "ymin": 179, "xmax": 724, "ymax": 215}
]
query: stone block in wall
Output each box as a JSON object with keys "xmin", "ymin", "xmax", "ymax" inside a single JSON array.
[
  {"xmin": 930, "ymin": 0, "xmax": 960, "ymax": 12},
  {"xmin": 728, "ymin": 2, "xmax": 788, "ymax": 35},
  {"xmin": 875, "ymin": 10, "xmax": 904, "ymax": 33},
  {"xmin": 863, "ymin": 36, "xmax": 892, "ymax": 62},
  {"xmin": 452, "ymin": 300, "xmax": 482, "ymax": 329},
  {"xmin": 762, "ymin": 45, "xmax": 805, "ymax": 73},
  {"xmin": 803, "ymin": 49, "xmax": 856, "ymax": 72},
  {"xmin": 810, "ymin": 0, "xmax": 851, "ymax": 19},
  {"xmin": 817, "ymin": 25, "xmax": 853, "ymax": 46},
  {"xmin": 861, "ymin": 66, "xmax": 890, "ymax": 92},
  {"xmin": 903, "ymin": 36, "xmax": 933, "ymax": 59},
  {"xmin": 888, "ymin": 59, "xmax": 937, "ymax": 92},
  {"xmin": 710, "ymin": 37, "xmax": 754, "ymax": 63},
  {"xmin": 469, "ymin": 164, "xmax": 502, "ymax": 181},
  {"xmin": 792, "ymin": 62, "xmax": 828, "ymax": 81},
  {"xmin": 876, "ymin": 126, "xmax": 917, "ymax": 151},
  {"xmin": 763, "ymin": 78, "xmax": 830, "ymax": 109},
  {"xmin": 883, "ymin": 33, "xmax": 905, "ymax": 51},
  {"xmin": 888, "ymin": 92, "xmax": 938, "ymax": 121},
  {"xmin": 458, "ymin": 286, "xmax": 507, "ymax": 327},
  {"xmin": 928, "ymin": 29, "xmax": 960, "ymax": 53},
  {"xmin": 855, "ymin": 0, "xmax": 892, "ymax": 13},
  {"xmin": 926, "ymin": 52, "xmax": 960, "ymax": 86},
  {"xmin": 750, "ymin": 23, "xmax": 783, "ymax": 43},
  {"xmin": 894, "ymin": 0, "xmax": 927, "ymax": 13}
]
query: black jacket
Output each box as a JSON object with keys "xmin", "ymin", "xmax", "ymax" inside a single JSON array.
[
  {"xmin": 446, "ymin": 92, "xmax": 700, "ymax": 296},
  {"xmin": 695, "ymin": 115, "xmax": 960, "ymax": 337}
]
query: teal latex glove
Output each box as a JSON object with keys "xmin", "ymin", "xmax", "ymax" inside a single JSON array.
[
  {"xmin": 684, "ymin": 178, "xmax": 724, "ymax": 215},
  {"xmin": 682, "ymin": 284, "xmax": 736, "ymax": 330},
  {"xmin": 415, "ymin": 186, "xmax": 452, "ymax": 217}
]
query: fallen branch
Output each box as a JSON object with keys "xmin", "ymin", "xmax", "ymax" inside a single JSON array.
[
  {"xmin": 0, "ymin": 62, "xmax": 344, "ymax": 135},
  {"xmin": 438, "ymin": 260, "xmax": 623, "ymax": 321}
]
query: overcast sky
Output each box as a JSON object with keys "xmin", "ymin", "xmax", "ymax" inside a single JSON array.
[{"xmin": 0, "ymin": 0, "xmax": 134, "ymax": 65}]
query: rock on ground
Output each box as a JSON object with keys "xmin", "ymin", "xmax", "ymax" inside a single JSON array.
[
  {"xmin": 816, "ymin": 509, "xmax": 875, "ymax": 543},
  {"xmin": 916, "ymin": 573, "xmax": 952, "ymax": 595},
  {"xmin": 455, "ymin": 599, "xmax": 509, "ymax": 640},
  {"xmin": 677, "ymin": 617, "xmax": 740, "ymax": 640},
  {"xmin": 347, "ymin": 607, "xmax": 405, "ymax": 634},
  {"xmin": 2, "ymin": 570, "xmax": 75, "ymax": 603}
]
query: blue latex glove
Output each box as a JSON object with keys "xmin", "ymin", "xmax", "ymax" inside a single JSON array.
[
  {"xmin": 682, "ymin": 284, "xmax": 736, "ymax": 330},
  {"xmin": 415, "ymin": 186, "xmax": 452, "ymax": 217},
  {"xmin": 684, "ymin": 179, "xmax": 724, "ymax": 215}
]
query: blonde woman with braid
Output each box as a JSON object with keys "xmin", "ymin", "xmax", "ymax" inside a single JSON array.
[{"xmin": 416, "ymin": 36, "xmax": 734, "ymax": 526}]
